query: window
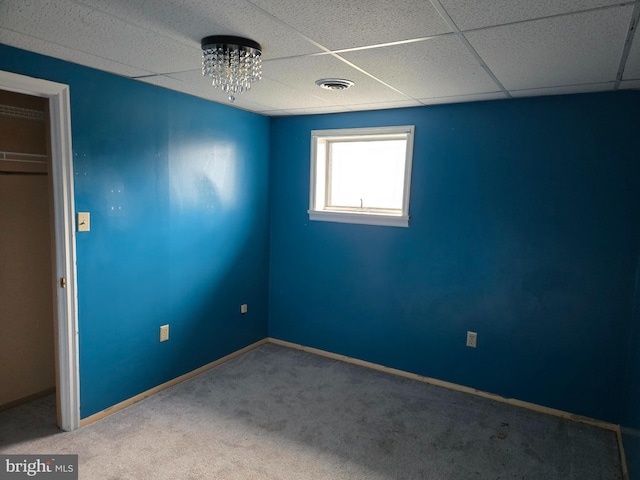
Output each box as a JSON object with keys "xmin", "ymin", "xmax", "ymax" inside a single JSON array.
[{"xmin": 309, "ymin": 125, "xmax": 415, "ymax": 227}]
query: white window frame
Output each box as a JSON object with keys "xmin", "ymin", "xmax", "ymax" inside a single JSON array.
[{"xmin": 309, "ymin": 125, "xmax": 415, "ymax": 227}]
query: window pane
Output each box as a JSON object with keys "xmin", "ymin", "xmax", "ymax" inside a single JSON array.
[{"xmin": 329, "ymin": 139, "xmax": 406, "ymax": 210}]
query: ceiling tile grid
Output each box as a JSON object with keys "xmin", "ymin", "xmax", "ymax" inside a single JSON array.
[
  {"xmin": 138, "ymin": 73, "xmax": 276, "ymax": 114},
  {"xmin": 0, "ymin": 0, "xmax": 199, "ymax": 73},
  {"xmin": 0, "ymin": 27, "xmax": 153, "ymax": 78},
  {"xmin": 232, "ymin": 76, "xmax": 336, "ymax": 111},
  {"xmin": 437, "ymin": 0, "xmax": 628, "ymax": 31},
  {"xmin": 419, "ymin": 91, "xmax": 509, "ymax": 105},
  {"xmin": 509, "ymin": 82, "xmax": 617, "ymax": 98},
  {"xmin": 620, "ymin": 79, "xmax": 640, "ymax": 89},
  {"xmin": 247, "ymin": 0, "xmax": 452, "ymax": 50},
  {"xmin": 340, "ymin": 35, "xmax": 502, "ymax": 100},
  {"xmin": 262, "ymin": 54, "xmax": 411, "ymax": 106},
  {"xmin": 0, "ymin": 0, "xmax": 638, "ymax": 115},
  {"xmin": 463, "ymin": 6, "xmax": 634, "ymax": 91},
  {"xmin": 343, "ymin": 99, "xmax": 425, "ymax": 112},
  {"xmin": 623, "ymin": 32, "xmax": 640, "ymax": 80},
  {"xmin": 74, "ymin": 0, "xmax": 323, "ymax": 60}
]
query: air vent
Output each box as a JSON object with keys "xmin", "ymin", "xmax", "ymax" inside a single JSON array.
[{"xmin": 315, "ymin": 78, "xmax": 354, "ymax": 91}]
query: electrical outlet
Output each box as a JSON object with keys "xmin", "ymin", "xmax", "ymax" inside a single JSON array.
[
  {"xmin": 160, "ymin": 324, "xmax": 169, "ymax": 342},
  {"xmin": 466, "ymin": 331, "xmax": 477, "ymax": 348},
  {"xmin": 240, "ymin": 304, "xmax": 248, "ymax": 314}
]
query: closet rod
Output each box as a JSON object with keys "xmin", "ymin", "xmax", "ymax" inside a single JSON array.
[
  {"xmin": 0, "ymin": 171, "xmax": 47, "ymax": 176},
  {"xmin": 0, "ymin": 104, "xmax": 45, "ymax": 120},
  {"xmin": 0, "ymin": 151, "xmax": 48, "ymax": 163}
]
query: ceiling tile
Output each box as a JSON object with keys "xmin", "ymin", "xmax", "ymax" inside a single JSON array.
[
  {"xmin": 137, "ymin": 74, "xmax": 272, "ymax": 114},
  {"xmin": 246, "ymin": 78, "xmax": 335, "ymax": 110},
  {"xmin": 0, "ymin": 27, "xmax": 153, "ymax": 78},
  {"xmin": 75, "ymin": 0, "xmax": 321, "ymax": 60},
  {"xmin": 341, "ymin": 36, "xmax": 500, "ymax": 99},
  {"xmin": 138, "ymin": 74, "xmax": 220, "ymax": 101},
  {"xmin": 248, "ymin": 0, "xmax": 451, "ymax": 50},
  {"xmin": 0, "ymin": 0, "xmax": 200, "ymax": 74},
  {"xmin": 623, "ymin": 35, "xmax": 640, "ymax": 80},
  {"xmin": 438, "ymin": 0, "xmax": 626, "ymax": 31},
  {"xmin": 270, "ymin": 105, "xmax": 354, "ymax": 116},
  {"xmin": 345, "ymin": 99, "xmax": 424, "ymax": 111},
  {"xmin": 262, "ymin": 54, "xmax": 411, "ymax": 105},
  {"xmin": 465, "ymin": 6, "xmax": 633, "ymax": 90},
  {"xmin": 619, "ymin": 79, "xmax": 640, "ymax": 89},
  {"xmin": 509, "ymin": 82, "xmax": 615, "ymax": 97},
  {"xmin": 1, "ymin": 0, "xmax": 635, "ymax": 115},
  {"xmin": 169, "ymin": 70, "xmax": 335, "ymax": 110},
  {"xmin": 419, "ymin": 92, "xmax": 508, "ymax": 105}
]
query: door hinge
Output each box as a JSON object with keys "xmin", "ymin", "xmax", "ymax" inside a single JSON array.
[{"xmin": 60, "ymin": 277, "xmax": 67, "ymax": 288}]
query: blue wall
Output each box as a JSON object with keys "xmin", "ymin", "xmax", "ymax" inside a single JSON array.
[
  {"xmin": 269, "ymin": 93, "xmax": 640, "ymax": 424},
  {"xmin": 3, "ymin": 41, "xmax": 640, "ymax": 444},
  {"xmin": 0, "ymin": 44, "xmax": 271, "ymax": 417}
]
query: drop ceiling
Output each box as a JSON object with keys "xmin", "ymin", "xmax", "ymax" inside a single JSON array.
[{"xmin": 0, "ymin": 0, "xmax": 638, "ymax": 116}]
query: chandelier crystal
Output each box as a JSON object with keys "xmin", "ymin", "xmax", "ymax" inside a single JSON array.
[{"xmin": 201, "ymin": 36, "xmax": 262, "ymax": 102}]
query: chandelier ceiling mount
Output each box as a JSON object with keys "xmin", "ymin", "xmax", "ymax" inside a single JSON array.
[{"xmin": 201, "ymin": 35, "xmax": 263, "ymax": 102}]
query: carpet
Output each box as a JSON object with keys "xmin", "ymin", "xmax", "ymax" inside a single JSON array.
[{"xmin": 0, "ymin": 343, "xmax": 622, "ymax": 479}]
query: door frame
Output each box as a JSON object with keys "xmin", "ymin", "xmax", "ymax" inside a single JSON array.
[{"xmin": 0, "ymin": 70, "xmax": 80, "ymax": 431}]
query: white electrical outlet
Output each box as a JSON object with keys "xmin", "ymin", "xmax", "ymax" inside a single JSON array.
[
  {"xmin": 240, "ymin": 304, "xmax": 248, "ymax": 314},
  {"xmin": 160, "ymin": 324, "xmax": 169, "ymax": 342},
  {"xmin": 466, "ymin": 331, "xmax": 477, "ymax": 348}
]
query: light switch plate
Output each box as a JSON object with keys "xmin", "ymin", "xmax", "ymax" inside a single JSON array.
[{"xmin": 77, "ymin": 212, "xmax": 90, "ymax": 232}]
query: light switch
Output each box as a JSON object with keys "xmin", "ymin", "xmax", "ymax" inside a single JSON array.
[{"xmin": 77, "ymin": 212, "xmax": 90, "ymax": 232}]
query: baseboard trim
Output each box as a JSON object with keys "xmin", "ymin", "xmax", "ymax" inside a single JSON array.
[
  {"xmin": 267, "ymin": 337, "xmax": 619, "ymax": 432},
  {"xmin": 618, "ymin": 428, "xmax": 630, "ymax": 480},
  {"xmin": 77, "ymin": 336, "xmax": 628, "ymax": 475},
  {"xmin": 80, "ymin": 338, "xmax": 268, "ymax": 427},
  {"xmin": 0, "ymin": 387, "xmax": 56, "ymax": 412}
]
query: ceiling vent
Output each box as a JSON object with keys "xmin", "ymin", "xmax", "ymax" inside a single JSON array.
[{"xmin": 315, "ymin": 78, "xmax": 354, "ymax": 91}]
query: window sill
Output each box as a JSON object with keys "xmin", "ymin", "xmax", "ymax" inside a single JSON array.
[{"xmin": 308, "ymin": 210, "xmax": 409, "ymax": 227}]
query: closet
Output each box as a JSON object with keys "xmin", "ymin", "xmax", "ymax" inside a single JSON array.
[{"xmin": 0, "ymin": 89, "xmax": 56, "ymax": 408}]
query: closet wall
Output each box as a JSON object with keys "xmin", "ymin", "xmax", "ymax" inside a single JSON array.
[{"xmin": 0, "ymin": 89, "xmax": 56, "ymax": 407}]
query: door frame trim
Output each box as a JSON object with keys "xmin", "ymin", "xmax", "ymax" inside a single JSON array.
[{"xmin": 0, "ymin": 70, "xmax": 80, "ymax": 431}]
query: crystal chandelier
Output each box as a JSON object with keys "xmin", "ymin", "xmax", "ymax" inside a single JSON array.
[{"xmin": 201, "ymin": 36, "xmax": 262, "ymax": 102}]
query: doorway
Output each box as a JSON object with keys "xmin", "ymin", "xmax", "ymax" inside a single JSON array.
[
  {"xmin": 0, "ymin": 70, "xmax": 79, "ymax": 431},
  {"xmin": 0, "ymin": 89, "xmax": 56, "ymax": 417}
]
